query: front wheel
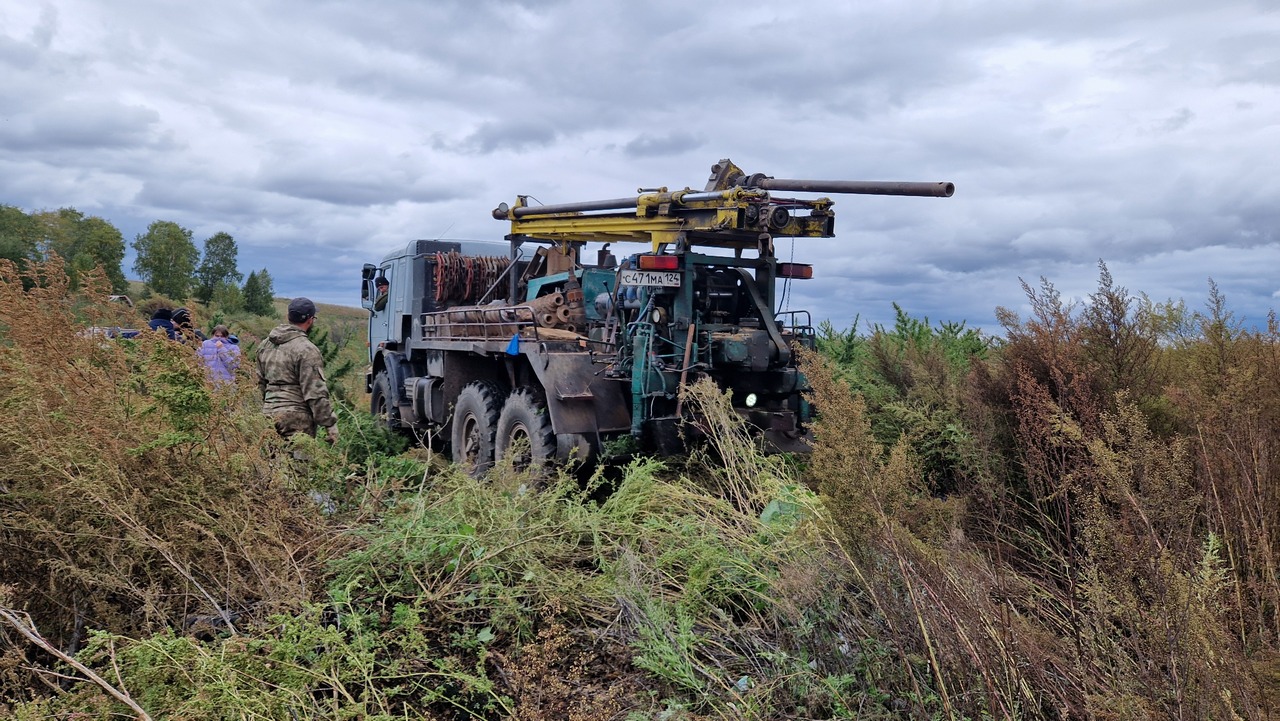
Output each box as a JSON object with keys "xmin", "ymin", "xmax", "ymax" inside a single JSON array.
[
  {"xmin": 450, "ymin": 381, "xmax": 505, "ymax": 477},
  {"xmin": 495, "ymin": 388, "xmax": 555, "ymax": 473},
  {"xmin": 370, "ymin": 371, "xmax": 400, "ymax": 433}
]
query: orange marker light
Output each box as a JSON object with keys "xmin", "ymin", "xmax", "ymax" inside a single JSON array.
[
  {"xmin": 638, "ymin": 254, "xmax": 679, "ymax": 271},
  {"xmin": 777, "ymin": 263, "xmax": 813, "ymax": 279}
]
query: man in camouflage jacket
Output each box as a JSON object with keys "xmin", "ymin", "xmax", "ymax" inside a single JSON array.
[{"xmin": 257, "ymin": 297, "xmax": 339, "ymax": 443}]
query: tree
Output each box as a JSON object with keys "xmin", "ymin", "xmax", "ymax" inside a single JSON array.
[
  {"xmin": 242, "ymin": 268, "xmax": 276, "ymax": 317},
  {"xmin": 309, "ymin": 323, "xmax": 358, "ymax": 401},
  {"xmin": 27, "ymin": 209, "xmax": 128, "ymax": 292},
  {"xmin": 76, "ymin": 216, "xmax": 127, "ymax": 292},
  {"xmin": 132, "ymin": 221, "xmax": 199, "ymax": 300},
  {"xmin": 32, "ymin": 209, "xmax": 77, "ymax": 260},
  {"xmin": 0, "ymin": 205, "xmax": 39, "ymax": 275},
  {"xmin": 2, "ymin": 207, "xmax": 125, "ymax": 291},
  {"xmin": 212, "ymin": 282, "xmax": 245, "ymax": 313},
  {"xmin": 194, "ymin": 231, "xmax": 243, "ymax": 305}
]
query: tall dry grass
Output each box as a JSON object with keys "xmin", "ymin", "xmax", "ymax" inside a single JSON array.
[
  {"xmin": 807, "ymin": 265, "xmax": 1276, "ymax": 719},
  {"xmin": 5, "ymin": 255, "xmax": 1279, "ymax": 720},
  {"xmin": 0, "ymin": 258, "xmax": 331, "ymax": 701}
]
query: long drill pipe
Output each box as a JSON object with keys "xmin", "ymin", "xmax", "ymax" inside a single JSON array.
[
  {"xmin": 504, "ymin": 197, "xmax": 640, "ymax": 218},
  {"xmin": 757, "ymin": 178, "xmax": 955, "ymax": 197},
  {"xmin": 497, "ymin": 178, "xmax": 954, "ymax": 218}
]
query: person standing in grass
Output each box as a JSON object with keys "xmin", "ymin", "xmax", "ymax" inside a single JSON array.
[
  {"xmin": 199, "ymin": 324, "xmax": 240, "ymax": 385},
  {"xmin": 257, "ymin": 297, "xmax": 339, "ymax": 444},
  {"xmin": 171, "ymin": 306, "xmax": 206, "ymax": 342},
  {"xmin": 148, "ymin": 307, "xmax": 178, "ymax": 339}
]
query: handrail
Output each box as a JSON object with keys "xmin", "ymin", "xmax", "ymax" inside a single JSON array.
[{"xmin": 421, "ymin": 304, "xmax": 542, "ymax": 342}]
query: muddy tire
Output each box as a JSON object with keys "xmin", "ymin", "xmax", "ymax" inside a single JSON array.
[
  {"xmin": 495, "ymin": 387, "xmax": 556, "ymax": 473},
  {"xmin": 370, "ymin": 371, "xmax": 400, "ymax": 433},
  {"xmin": 451, "ymin": 381, "xmax": 505, "ymax": 477}
]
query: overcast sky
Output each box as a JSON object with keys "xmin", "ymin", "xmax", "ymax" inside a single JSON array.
[{"xmin": 2, "ymin": 0, "xmax": 1277, "ymax": 333}]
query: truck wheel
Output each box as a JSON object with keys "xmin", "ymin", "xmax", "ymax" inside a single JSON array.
[
  {"xmin": 451, "ymin": 381, "xmax": 504, "ymax": 477},
  {"xmin": 495, "ymin": 388, "xmax": 555, "ymax": 473},
  {"xmin": 370, "ymin": 371, "xmax": 400, "ymax": 432}
]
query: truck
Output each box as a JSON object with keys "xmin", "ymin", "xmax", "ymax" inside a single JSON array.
[{"xmin": 361, "ymin": 159, "xmax": 953, "ymax": 474}]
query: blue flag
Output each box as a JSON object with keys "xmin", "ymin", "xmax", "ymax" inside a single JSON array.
[{"xmin": 505, "ymin": 333, "xmax": 520, "ymax": 355}]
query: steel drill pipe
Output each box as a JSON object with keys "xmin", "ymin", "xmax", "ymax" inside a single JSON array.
[{"xmin": 756, "ymin": 178, "xmax": 955, "ymax": 197}]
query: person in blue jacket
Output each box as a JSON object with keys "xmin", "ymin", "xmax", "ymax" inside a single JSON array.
[{"xmin": 147, "ymin": 308, "xmax": 178, "ymax": 339}]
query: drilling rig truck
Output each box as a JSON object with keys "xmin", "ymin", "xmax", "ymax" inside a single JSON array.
[{"xmin": 361, "ymin": 159, "xmax": 953, "ymax": 474}]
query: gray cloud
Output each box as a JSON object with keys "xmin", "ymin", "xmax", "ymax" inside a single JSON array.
[
  {"xmin": 0, "ymin": 0, "xmax": 1276, "ymax": 332},
  {"xmin": 623, "ymin": 132, "xmax": 704, "ymax": 158},
  {"xmin": 0, "ymin": 99, "xmax": 167, "ymax": 153},
  {"xmin": 446, "ymin": 120, "xmax": 560, "ymax": 155}
]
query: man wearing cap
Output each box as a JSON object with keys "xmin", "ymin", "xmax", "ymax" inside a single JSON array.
[
  {"xmin": 171, "ymin": 307, "xmax": 207, "ymax": 342},
  {"xmin": 257, "ymin": 297, "xmax": 339, "ymax": 443}
]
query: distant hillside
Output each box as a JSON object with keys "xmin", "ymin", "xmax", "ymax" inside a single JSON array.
[
  {"xmin": 123, "ymin": 279, "xmax": 366, "ymax": 316},
  {"xmin": 270, "ymin": 296, "xmax": 368, "ymax": 321}
]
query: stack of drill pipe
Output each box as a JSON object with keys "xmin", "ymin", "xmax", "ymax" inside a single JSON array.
[
  {"xmin": 527, "ymin": 292, "xmax": 565, "ymax": 312},
  {"xmin": 422, "ymin": 306, "xmax": 509, "ymax": 339},
  {"xmin": 423, "ymin": 312, "xmax": 453, "ymax": 338},
  {"xmin": 426, "ymin": 290, "xmax": 577, "ymax": 339},
  {"xmin": 526, "ymin": 292, "xmax": 568, "ymax": 328}
]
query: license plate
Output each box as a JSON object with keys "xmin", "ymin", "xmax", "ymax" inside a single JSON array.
[{"xmin": 620, "ymin": 269, "xmax": 681, "ymax": 287}]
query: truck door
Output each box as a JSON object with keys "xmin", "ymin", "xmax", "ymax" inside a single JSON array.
[{"xmin": 368, "ymin": 265, "xmax": 395, "ymax": 351}]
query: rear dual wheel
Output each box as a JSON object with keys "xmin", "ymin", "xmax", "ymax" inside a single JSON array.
[
  {"xmin": 495, "ymin": 388, "xmax": 555, "ymax": 473},
  {"xmin": 450, "ymin": 381, "xmax": 504, "ymax": 477}
]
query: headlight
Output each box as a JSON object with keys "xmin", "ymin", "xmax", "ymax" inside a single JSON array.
[{"xmin": 744, "ymin": 393, "xmax": 758, "ymax": 408}]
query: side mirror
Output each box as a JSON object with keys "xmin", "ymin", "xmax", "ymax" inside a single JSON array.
[{"xmin": 361, "ymin": 264, "xmax": 377, "ymax": 305}]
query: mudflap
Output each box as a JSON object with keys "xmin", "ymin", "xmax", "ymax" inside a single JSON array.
[
  {"xmin": 556, "ymin": 432, "xmax": 595, "ymax": 465},
  {"xmin": 527, "ymin": 346, "xmax": 631, "ymax": 436}
]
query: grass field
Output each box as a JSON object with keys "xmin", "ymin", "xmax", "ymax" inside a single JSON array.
[{"xmin": 4, "ymin": 259, "xmax": 1280, "ymax": 719}]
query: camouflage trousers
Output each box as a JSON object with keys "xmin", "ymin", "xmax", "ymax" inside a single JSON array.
[{"xmin": 266, "ymin": 409, "xmax": 317, "ymax": 439}]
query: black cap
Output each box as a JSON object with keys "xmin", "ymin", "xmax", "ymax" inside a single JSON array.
[
  {"xmin": 152, "ymin": 307, "xmax": 172, "ymax": 320},
  {"xmin": 376, "ymin": 276, "xmax": 389, "ymax": 287},
  {"xmin": 287, "ymin": 297, "xmax": 317, "ymax": 323},
  {"xmin": 172, "ymin": 307, "xmax": 191, "ymax": 325}
]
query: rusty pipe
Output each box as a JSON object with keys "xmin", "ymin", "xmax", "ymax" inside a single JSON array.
[
  {"xmin": 494, "ymin": 197, "xmax": 640, "ymax": 219},
  {"xmin": 496, "ymin": 189, "xmax": 759, "ymax": 219}
]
